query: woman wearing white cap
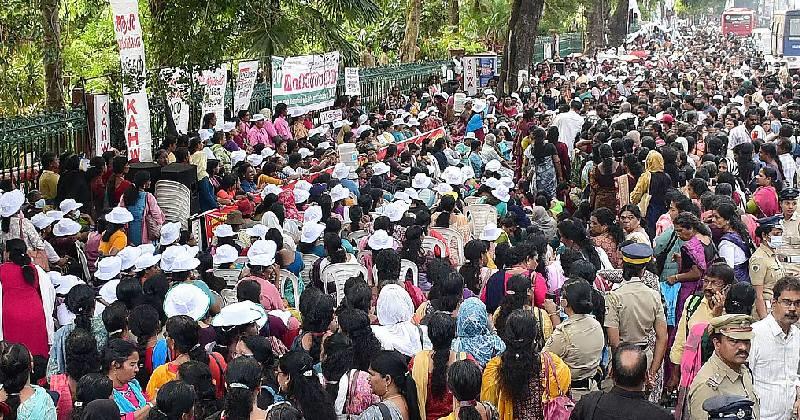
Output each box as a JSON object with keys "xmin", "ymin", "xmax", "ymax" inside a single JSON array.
[
  {"xmin": 120, "ymin": 171, "xmax": 164, "ymax": 246},
  {"xmin": 168, "ymin": 247, "xmax": 221, "ymax": 316},
  {"xmin": 50, "ymin": 218, "xmax": 83, "ymax": 261},
  {"xmin": 99, "ymin": 207, "xmax": 133, "ymax": 256},
  {"xmin": 0, "ymin": 189, "xmax": 46, "ymax": 263}
]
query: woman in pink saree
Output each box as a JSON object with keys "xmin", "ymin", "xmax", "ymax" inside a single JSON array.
[{"xmin": 747, "ymin": 167, "xmax": 780, "ymax": 218}]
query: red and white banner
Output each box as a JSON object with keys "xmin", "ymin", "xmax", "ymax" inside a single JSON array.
[
  {"xmin": 110, "ymin": 0, "xmax": 152, "ymax": 161},
  {"xmin": 93, "ymin": 94, "xmax": 111, "ymax": 156},
  {"xmin": 234, "ymin": 60, "xmax": 259, "ymax": 112}
]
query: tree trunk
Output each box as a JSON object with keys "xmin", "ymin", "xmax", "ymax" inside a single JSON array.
[
  {"xmin": 608, "ymin": 0, "xmax": 630, "ymax": 46},
  {"xmin": 400, "ymin": 0, "xmax": 421, "ymax": 62},
  {"xmin": 449, "ymin": 0, "xmax": 459, "ymax": 30},
  {"xmin": 499, "ymin": 0, "xmax": 544, "ymax": 95},
  {"xmin": 584, "ymin": 0, "xmax": 608, "ymax": 54},
  {"xmin": 41, "ymin": 0, "xmax": 64, "ymax": 110}
]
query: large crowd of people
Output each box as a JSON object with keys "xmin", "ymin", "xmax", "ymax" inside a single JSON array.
[{"xmin": 0, "ymin": 23, "xmax": 797, "ymax": 420}]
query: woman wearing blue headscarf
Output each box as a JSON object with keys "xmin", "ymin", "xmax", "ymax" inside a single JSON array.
[{"xmin": 451, "ymin": 297, "xmax": 505, "ymax": 368}]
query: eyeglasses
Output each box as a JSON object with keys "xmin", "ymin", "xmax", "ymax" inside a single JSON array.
[{"xmin": 778, "ymin": 299, "xmax": 800, "ymax": 308}]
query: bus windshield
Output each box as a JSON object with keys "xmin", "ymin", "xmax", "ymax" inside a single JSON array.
[
  {"xmin": 725, "ymin": 14, "xmax": 751, "ymax": 23},
  {"xmin": 790, "ymin": 17, "xmax": 800, "ymax": 36}
]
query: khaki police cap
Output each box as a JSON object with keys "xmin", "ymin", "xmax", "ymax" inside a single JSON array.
[{"xmin": 710, "ymin": 314, "xmax": 753, "ymax": 340}]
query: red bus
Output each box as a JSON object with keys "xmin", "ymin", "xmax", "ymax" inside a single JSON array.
[{"xmin": 722, "ymin": 8, "xmax": 755, "ymax": 36}]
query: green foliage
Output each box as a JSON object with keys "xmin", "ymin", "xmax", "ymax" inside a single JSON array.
[{"xmin": 675, "ymin": 0, "xmax": 726, "ymax": 16}]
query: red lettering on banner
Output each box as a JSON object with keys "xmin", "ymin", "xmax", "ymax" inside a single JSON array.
[
  {"xmin": 126, "ymin": 97, "xmax": 140, "ymax": 160},
  {"xmin": 126, "ymin": 97, "xmax": 138, "ymax": 114}
]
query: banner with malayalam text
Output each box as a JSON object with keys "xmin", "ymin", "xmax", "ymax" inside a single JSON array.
[
  {"xmin": 234, "ymin": 60, "xmax": 260, "ymax": 112},
  {"xmin": 93, "ymin": 94, "xmax": 111, "ymax": 156},
  {"xmin": 271, "ymin": 52, "xmax": 340, "ymax": 115},
  {"xmin": 110, "ymin": 0, "xmax": 152, "ymax": 162}
]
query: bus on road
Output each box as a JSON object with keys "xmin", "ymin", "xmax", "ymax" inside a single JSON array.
[
  {"xmin": 722, "ymin": 8, "xmax": 756, "ymax": 36},
  {"xmin": 772, "ymin": 9, "xmax": 800, "ymax": 71}
]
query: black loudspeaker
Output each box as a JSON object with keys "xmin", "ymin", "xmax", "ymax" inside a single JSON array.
[
  {"xmin": 160, "ymin": 163, "xmax": 197, "ymax": 190},
  {"xmin": 127, "ymin": 162, "xmax": 162, "ymax": 193}
]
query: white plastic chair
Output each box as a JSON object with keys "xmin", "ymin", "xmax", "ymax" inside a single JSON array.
[
  {"xmin": 75, "ymin": 242, "xmax": 91, "ymax": 282},
  {"xmin": 279, "ymin": 269, "xmax": 301, "ymax": 309},
  {"xmin": 422, "ymin": 236, "xmax": 447, "ymax": 259},
  {"xmin": 320, "ymin": 262, "xmax": 369, "ymax": 305},
  {"xmin": 463, "ymin": 196, "xmax": 481, "ymax": 206},
  {"xmin": 220, "ymin": 289, "xmax": 238, "ymax": 306},
  {"xmin": 155, "ymin": 180, "xmax": 192, "ymax": 229},
  {"xmin": 431, "ymin": 227, "xmax": 466, "ymax": 266},
  {"xmin": 300, "ymin": 254, "xmax": 320, "ymax": 286},
  {"xmin": 464, "ymin": 204, "xmax": 498, "ymax": 239},
  {"xmin": 347, "ymin": 230, "xmax": 369, "ymax": 246},
  {"xmin": 214, "ymin": 269, "xmax": 243, "ymax": 288},
  {"xmin": 337, "ymin": 143, "xmax": 359, "ymax": 171},
  {"xmin": 400, "ymin": 259, "xmax": 419, "ymax": 287}
]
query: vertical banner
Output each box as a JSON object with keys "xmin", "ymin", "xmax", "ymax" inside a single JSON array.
[
  {"xmin": 271, "ymin": 51, "xmax": 340, "ymax": 115},
  {"xmin": 161, "ymin": 68, "xmax": 190, "ymax": 134},
  {"xmin": 110, "ymin": 0, "xmax": 152, "ymax": 162},
  {"xmin": 198, "ymin": 66, "xmax": 227, "ymax": 130},
  {"xmin": 234, "ymin": 60, "xmax": 260, "ymax": 112},
  {"xmin": 344, "ymin": 67, "xmax": 361, "ymax": 96},
  {"xmin": 462, "ymin": 57, "xmax": 478, "ymax": 96},
  {"xmin": 478, "ymin": 57, "xmax": 497, "ymax": 87},
  {"xmin": 93, "ymin": 94, "xmax": 111, "ymax": 155},
  {"xmin": 517, "ymin": 70, "xmax": 529, "ymax": 90},
  {"xmin": 543, "ymin": 43, "xmax": 553, "ymax": 60}
]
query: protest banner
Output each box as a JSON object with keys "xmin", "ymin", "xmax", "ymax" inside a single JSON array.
[
  {"xmin": 93, "ymin": 94, "xmax": 111, "ymax": 155},
  {"xmin": 344, "ymin": 67, "xmax": 361, "ymax": 96},
  {"xmin": 462, "ymin": 57, "xmax": 478, "ymax": 96},
  {"xmin": 161, "ymin": 68, "xmax": 190, "ymax": 134},
  {"xmin": 198, "ymin": 66, "xmax": 227, "ymax": 130},
  {"xmin": 271, "ymin": 52, "xmax": 340, "ymax": 115},
  {"xmin": 122, "ymin": 92, "xmax": 153, "ymax": 162},
  {"xmin": 110, "ymin": 0, "xmax": 152, "ymax": 161},
  {"xmin": 478, "ymin": 56, "xmax": 497, "ymax": 87},
  {"xmin": 319, "ymin": 109, "xmax": 342, "ymax": 125},
  {"xmin": 234, "ymin": 60, "xmax": 260, "ymax": 112}
]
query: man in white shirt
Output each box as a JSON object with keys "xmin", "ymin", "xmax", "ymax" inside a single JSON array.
[
  {"xmin": 749, "ymin": 275, "xmax": 800, "ymax": 420},
  {"xmin": 728, "ymin": 109, "xmax": 762, "ymax": 156},
  {"xmin": 552, "ymin": 100, "xmax": 585, "ymax": 155}
]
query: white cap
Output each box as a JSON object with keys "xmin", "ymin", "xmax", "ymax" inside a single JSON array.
[
  {"xmin": 492, "ymin": 186, "xmax": 510, "ymax": 202},
  {"xmin": 485, "ymin": 160, "xmax": 502, "ymax": 172},
  {"xmin": 303, "ymin": 205, "xmax": 323, "ymax": 224},
  {"xmin": 231, "ymin": 150, "xmax": 247, "ymax": 166},
  {"xmin": 252, "ymin": 113, "xmax": 265, "ymax": 122},
  {"xmin": 381, "ymin": 201, "xmax": 408, "ymax": 222},
  {"xmin": 434, "ymin": 183, "xmax": 453, "ymax": 195},
  {"xmin": 98, "ymin": 279, "xmax": 119, "ymax": 304},
  {"xmin": 117, "ymin": 246, "xmax": 143, "ymax": 271},
  {"xmin": 214, "ymin": 224, "xmax": 236, "ymax": 238},
  {"xmin": 298, "ymin": 148, "xmax": 313, "ymax": 159},
  {"xmin": 170, "ymin": 248, "xmax": 200, "ymax": 272},
  {"xmin": 160, "ymin": 222, "xmax": 181, "ymax": 246},
  {"xmin": 332, "ymin": 163, "xmax": 350, "ymax": 180},
  {"xmin": 300, "ymin": 222, "xmax": 325, "ymax": 244},
  {"xmin": 223, "ymin": 121, "xmax": 236, "ymax": 133},
  {"xmin": 480, "ymin": 223, "xmax": 503, "ymax": 241},
  {"xmin": 53, "ymin": 219, "xmax": 82, "ymax": 237},
  {"xmin": 105, "ymin": 207, "xmax": 134, "ymax": 224},
  {"xmin": 46, "ymin": 210, "xmax": 65, "ymax": 220},
  {"xmin": 211, "ymin": 301, "xmax": 263, "ymax": 327},
  {"xmin": 95, "ymin": 256, "xmax": 122, "ymax": 281},
  {"xmin": 50, "ymin": 272, "xmax": 84, "ymax": 295},
  {"xmin": 247, "ymin": 239, "xmax": 278, "ymax": 266},
  {"xmin": 245, "ymin": 224, "xmax": 269, "ymax": 240},
  {"xmin": 441, "ymin": 166, "xmax": 464, "ymax": 185},
  {"xmin": 0, "ymin": 190, "xmax": 24, "ymax": 218},
  {"xmin": 262, "ymin": 147, "xmax": 275, "ymax": 158},
  {"xmin": 213, "ymin": 244, "xmax": 240, "ymax": 265},
  {"xmin": 368, "ymin": 230, "xmax": 394, "ymax": 250},
  {"xmin": 134, "ymin": 253, "xmax": 161, "ymax": 272},
  {"xmin": 59, "ymin": 199, "xmax": 83, "ymax": 214},
  {"xmin": 30, "ymin": 213, "xmax": 55, "ymax": 230},
  {"xmin": 372, "ymin": 162, "xmax": 390, "ymax": 176},
  {"xmin": 294, "ymin": 180, "xmax": 313, "ymax": 192},
  {"xmin": 164, "ymin": 283, "xmax": 210, "ymax": 321},
  {"xmin": 412, "ymin": 173, "xmax": 431, "ymax": 189},
  {"xmin": 261, "ymin": 184, "xmax": 283, "ymax": 198},
  {"xmin": 294, "ymin": 189, "xmax": 310, "ymax": 204},
  {"xmin": 247, "ymin": 154, "xmax": 264, "ymax": 168},
  {"xmin": 330, "ymin": 184, "xmax": 350, "ymax": 202}
]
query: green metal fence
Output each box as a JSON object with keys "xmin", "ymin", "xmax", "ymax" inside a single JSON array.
[
  {"xmin": 531, "ymin": 33, "xmax": 584, "ymax": 63},
  {"xmin": 0, "ymin": 108, "xmax": 87, "ymax": 190}
]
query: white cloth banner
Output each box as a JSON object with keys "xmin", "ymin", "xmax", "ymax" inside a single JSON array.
[
  {"xmin": 462, "ymin": 57, "xmax": 478, "ymax": 96},
  {"xmin": 110, "ymin": 0, "xmax": 152, "ymax": 161},
  {"xmin": 199, "ymin": 66, "xmax": 227, "ymax": 131},
  {"xmin": 93, "ymin": 94, "xmax": 111, "ymax": 156},
  {"xmin": 344, "ymin": 67, "xmax": 361, "ymax": 96},
  {"xmin": 234, "ymin": 60, "xmax": 260, "ymax": 112},
  {"xmin": 122, "ymin": 92, "xmax": 153, "ymax": 162},
  {"xmin": 271, "ymin": 51, "xmax": 340, "ymax": 115},
  {"xmin": 161, "ymin": 68, "xmax": 190, "ymax": 134},
  {"xmin": 319, "ymin": 109, "xmax": 342, "ymax": 125}
]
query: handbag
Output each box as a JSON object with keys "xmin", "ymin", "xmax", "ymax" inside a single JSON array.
[
  {"xmin": 542, "ymin": 352, "xmax": 574, "ymax": 420},
  {"xmin": 143, "ymin": 193, "xmax": 163, "ymax": 240}
]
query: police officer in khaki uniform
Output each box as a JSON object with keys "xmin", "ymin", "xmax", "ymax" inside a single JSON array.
[
  {"xmin": 749, "ymin": 215, "xmax": 786, "ymax": 320},
  {"xmin": 604, "ymin": 243, "xmax": 668, "ymax": 398},
  {"xmin": 686, "ymin": 314, "xmax": 760, "ymax": 419},
  {"xmin": 776, "ymin": 189, "xmax": 800, "ymax": 276}
]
